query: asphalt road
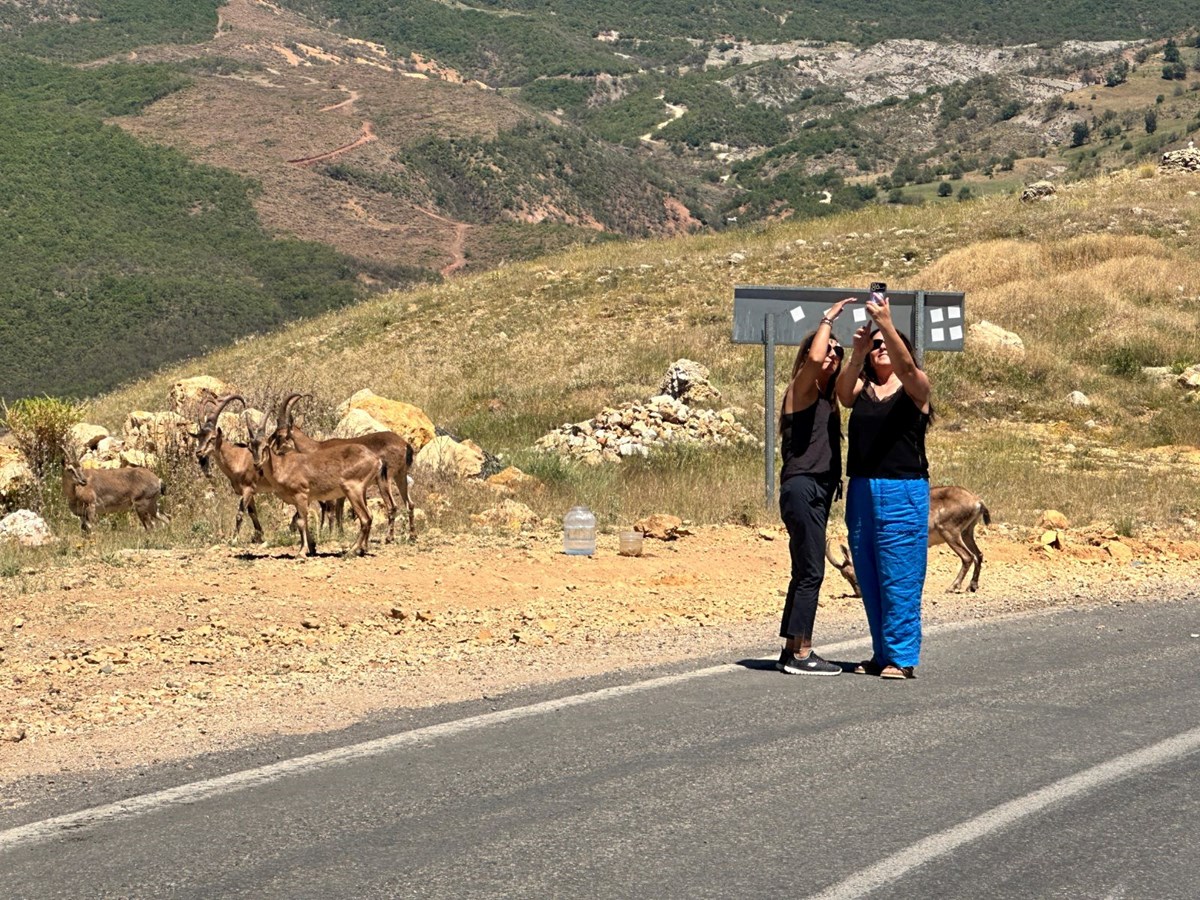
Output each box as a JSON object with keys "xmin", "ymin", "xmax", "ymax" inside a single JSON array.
[{"xmin": 2, "ymin": 597, "xmax": 1198, "ymax": 899}]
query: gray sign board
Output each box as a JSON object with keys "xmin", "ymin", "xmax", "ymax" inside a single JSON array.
[{"xmin": 733, "ymin": 285, "xmax": 966, "ymax": 351}]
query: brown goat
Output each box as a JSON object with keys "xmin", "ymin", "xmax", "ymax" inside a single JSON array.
[
  {"xmin": 193, "ymin": 395, "xmax": 268, "ymax": 543},
  {"xmin": 826, "ymin": 485, "xmax": 991, "ymax": 594},
  {"xmin": 241, "ymin": 397, "xmax": 381, "ymax": 557},
  {"xmin": 62, "ymin": 459, "xmax": 168, "ymax": 535},
  {"xmin": 275, "ymin": 393, "xmax": 416, "ymax": 543}
]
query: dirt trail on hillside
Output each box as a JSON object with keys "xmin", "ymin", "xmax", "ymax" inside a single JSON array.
[
  {"xmin": 287, "ymin": 120, "xmax": 377, "ymax": 166},
  {"xmin": 3, "ymin": 523, "xmax": 1199, "ymax": 794}
]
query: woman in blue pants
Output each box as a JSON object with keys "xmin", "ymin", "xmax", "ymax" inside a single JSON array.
[{"xmin": 835, "ymin": 293, "xmax": 931, "ymax": 680}]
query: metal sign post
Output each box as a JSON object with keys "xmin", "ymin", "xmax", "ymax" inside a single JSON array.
[{"xmin": 732, "ymin": 285, "xmax": 967, "ymax": 506}]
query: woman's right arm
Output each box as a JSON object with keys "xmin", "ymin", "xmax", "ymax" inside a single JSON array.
[{"xmin": 836, "ymin": 324, "xmax": 871, "ymax": 407}]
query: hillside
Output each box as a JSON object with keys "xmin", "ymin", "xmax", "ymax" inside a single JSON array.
[
  {"xmin": 88, "ymin": 167, "xmax": 1200, "ymax": 532},
  {"xmin": 2, "ymin": 1, "xmax": 1200, "ymax": 401}
]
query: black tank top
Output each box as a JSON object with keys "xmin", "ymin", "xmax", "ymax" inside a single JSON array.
[
  {"xmin": 846, "ymin": 385, "xmax": 929, "ymax": 479},
  {"xmin": 780, "ymin": 394, "xmax": 841, "ymax": 483}
]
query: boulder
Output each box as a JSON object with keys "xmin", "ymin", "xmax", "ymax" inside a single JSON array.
[
  {"xmin": 169, "ymin": 376, "xmax": 231, "ymax": 418},
  {"xmin": 1038, "ymin": 510, "xmax": 1070, "ymax": 530},
  {"xmin": 1066, "ymin": 391, "xmax": 1092, "ymax": 408},
  {"xmin": 1019, "ymin": 180, "xmax": 1057, "ymax": 202},
  {"xmin": 0, "ymin": 446, "xmax": 34, "ymax": 504},
  {"xmin": 216, "ymin": 408, "xmax": 265, "ymax": 442},
  {"xmin": 634, "ymin": 513, "xmax": 684, "ymax": 541},
  {"xmin": 1177, "ymin": 365, "xmax": 1200, "ymax": 390},
  {"xmin": 124, "ymin": 410, "xmax": 190, "ymax": 453},
  {"xmin": 68, "ymin": 423, "xmax": 109, "ymax": 457},
  {"xmin": 336, "ymin": 390, "xmax": 434, "ymax": 450},
  {"xmin": 333, "ymin": 409, "xmax": 389, "ymax": 439},
  {"xmin": 968, "ymin": 321, "xmax": 1025, "ymax": 359},
  {"xmin": 413, "ymin": 435, "xmax": 485, "ymax": 480},
  {"xmin": 0, "ymin": 510, "xmax": 52, "ymax": 547},
  {"xmin": 658, "ymin": 359, "xmax": 722, "ymax": 407}
]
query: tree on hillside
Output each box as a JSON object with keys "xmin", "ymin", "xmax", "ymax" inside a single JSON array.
[
  {"xmin": 1071, "ymin": 121, "xmax": 1090, "ymax": 147},
  {"xmin": 1145, "ymin": 109, "xmax": 1158, "ymax": 134},
  {"xmin": 937, "ymin": 181, "xmax": 952, "ymax": 197},
  {"xmin": 1163, "ymin": 39, "xmax": 1181, "ymax": 63},
  {"xmin": 1162, "ymin": 61, "xmax": 1187, "ymax": 80},
  {"xmin": 1105, "ymin": 60, "xmax": 1129, "ymax": 87}
]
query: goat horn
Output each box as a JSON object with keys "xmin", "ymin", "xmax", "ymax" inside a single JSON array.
[
  {"xmin": 278, "ymin": 393, "xmax": 307, "ymax": 428},
  {"xmin": 206, "ymin": 394, "xmax": 246, "ymax": 428}
]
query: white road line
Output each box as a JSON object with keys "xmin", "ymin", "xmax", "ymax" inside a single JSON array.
[
  {"xmin": 4, "ymin": 635, "xmax": 882, "ymax": 852},
  {"xmin": 808, "ymin": 724, "xmax": 1200, "ymax": 900}
]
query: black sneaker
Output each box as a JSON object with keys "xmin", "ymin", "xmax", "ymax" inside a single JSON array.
[{"xmin": 781, "ymin": 650, "xmax": 841, "ymax": 676}]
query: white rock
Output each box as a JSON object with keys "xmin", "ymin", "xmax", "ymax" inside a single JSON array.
[
  {"xmin": 0, "ymin": 510, "xmax": 52, "ymax": 547},
  {"xmin": 1067, "ymin": 391, "xmax": 1092, "ymax": 407}
]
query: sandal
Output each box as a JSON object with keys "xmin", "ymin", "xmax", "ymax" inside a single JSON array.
[
  {"xmin": 853, "ymin": 658, "xmax": 883, "ymax": 676},
  {"xmin": 879, "ymin": 664, "xmax": 916, "ymax": 680}
]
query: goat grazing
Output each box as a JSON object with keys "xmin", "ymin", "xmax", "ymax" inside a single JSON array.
[
  {"xmin": 241, "ymin": 397, "xmax": 382, "ymax": 556},
  {"xmin": 61, "ymin": 456, "xmax": 168, "ymax": 535},
  {"xmin": 826, "ymin": 485, "xmax": 991, "ymax": 594},
  {"xmin": 275, "ymin": 393, "xmax": 416, "ymax": 543}
]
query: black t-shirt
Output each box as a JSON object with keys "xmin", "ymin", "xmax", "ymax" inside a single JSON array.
[{"xmin": 846, "ymin": 384, "xmax": 929, "ymax": 479}]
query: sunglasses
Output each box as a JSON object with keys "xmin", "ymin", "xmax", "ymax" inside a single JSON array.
[
  {"xmin": 828, "ymin": 344, "xmax": 845, "ymax": 359},
  {"xmin": 871, "ymin": 339, "xmax": 887, "ymax": 351}
]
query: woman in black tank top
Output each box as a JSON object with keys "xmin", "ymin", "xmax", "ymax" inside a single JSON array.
[
  {"xmin": 773, "ymin": 297, "xmax": 853, "ymax": 677},
  {"xmin": 835, "ymin": 293, "xmax": 932, "ymax": 680}
]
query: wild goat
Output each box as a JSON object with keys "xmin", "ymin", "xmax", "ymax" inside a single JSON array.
[
  {"xmin": 240, "ymin": 396, "xmax": 382, "ymax": 556},
  {"xmin": 61, "ymin": 456, "xmax": 168, "ymax": 535},
  {"xmin": 275, "ymin": 393, "xmax": 416, "ymax": 543},
  {"xmin": 193, "ymin": 395, "xmax": 269, "ymax": 543},
  {"xmin": 825, "ymin": 485, "xmax": 991, "ymax": 595}
]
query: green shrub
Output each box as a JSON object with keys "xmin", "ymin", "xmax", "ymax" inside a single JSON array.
[{"xmin": 1, "ymin": 396, "xmax": 82, "ymax": 479}]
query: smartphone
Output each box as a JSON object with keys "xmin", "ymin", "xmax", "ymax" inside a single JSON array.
[{"xmin": 869, "ymin": 281, "xmax": 887, "ymax": 295}]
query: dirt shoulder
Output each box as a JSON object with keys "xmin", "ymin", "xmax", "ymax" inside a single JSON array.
[{"xmin": 3, "ymin": 523, "xmax": 1199, "ymax": 789}]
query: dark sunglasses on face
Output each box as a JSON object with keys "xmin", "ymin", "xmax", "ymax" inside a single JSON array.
[
  {"xmin": 871, "ymin": 339, "xmax": 886, "ymax": 351},
  {"xmin": 829, "ymin": 344, "xmax": 845, "ymax": 359}
]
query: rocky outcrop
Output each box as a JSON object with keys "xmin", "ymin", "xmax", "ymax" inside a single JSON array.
[
  {"xmin": 336, "ymin": 390, "xmax": 435, "ymax": 451},
  {"xmin": 413, "ymin": 435, "xmax": 485, "ymax": 481},
  {"xmin": 0, "ymin": 446, "xmax": 34, "ymax": 506},
  {"xmin": 124, "ymin": 410, "xmax": 190, "ymax": 453},
  {"xmin": 1020, "ymin": 180, "xmax": 1057, "ymax": 202},
  {"xmin": 1159, "ymin": 146, "xmax": 1200, "ymax": 174},
  {"xmin": 169, "ymin": 376, "xmax": 231, "ymax": 419},
  {"xmin": 657, "ymin": 359, "xmax": 722, "ymax": 407},
  {"xmin": 535, "ymin": 394, "xmax": 758, "ymax": 465},
  {"xmin": 968, "ymin": 321, "xmax": 1025, "ymax": 359},
  {"xmin": 333, "ymin": 408, "xmax": 389, "ymax": 439}
]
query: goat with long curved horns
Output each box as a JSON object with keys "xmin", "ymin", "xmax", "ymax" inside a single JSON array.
[
  {"xmin": 274, "ymin": 392, "xmax": 416, "ymax": 543},
  {"xmin": 241, "ymin": 395, "xmax": 381, "ymax": 556}
]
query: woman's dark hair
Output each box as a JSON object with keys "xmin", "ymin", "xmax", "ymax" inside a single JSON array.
[
  {"xmin": 862, "ymin": 329, "xmax": 935, "ymax": 421},
  {"xmin": 779, "ymin": 328, "xmax": 841, "ymax": 430}
]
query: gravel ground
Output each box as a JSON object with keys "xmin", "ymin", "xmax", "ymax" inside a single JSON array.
[{"xmin": 2, "ymin": 521, "xmax": 1199, "ymax": 797}]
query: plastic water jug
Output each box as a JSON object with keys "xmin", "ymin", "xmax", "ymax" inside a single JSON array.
[{"xmin": 562, "ymin": 505, "xmax": 597, "ymax": 556}]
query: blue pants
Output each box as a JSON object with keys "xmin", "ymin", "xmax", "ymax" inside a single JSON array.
[{"xmin": 845, "ymin": 477, "xmax": 929, "ymax": 668}]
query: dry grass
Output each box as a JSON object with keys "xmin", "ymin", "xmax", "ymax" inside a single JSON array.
[{"xmin": 61, "ymin": 170, "xmax": 1200, "ymax": 539}]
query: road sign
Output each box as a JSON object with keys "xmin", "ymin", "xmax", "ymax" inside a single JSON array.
[{"xmin": 733, "ymin": 285, "xmax": 967, "ymax": 506}]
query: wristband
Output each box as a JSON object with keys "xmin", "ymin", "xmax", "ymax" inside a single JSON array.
[{"xmin": 820, "ymin": 316, "xmax": 835, "ymax": 327}]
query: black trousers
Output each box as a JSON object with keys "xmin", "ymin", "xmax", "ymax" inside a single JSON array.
[{"xmin": 778, "ymin": 474, "xmax": 837, "ymax": 639}]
